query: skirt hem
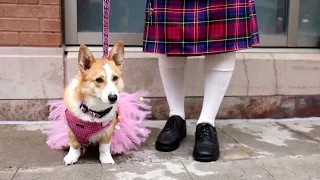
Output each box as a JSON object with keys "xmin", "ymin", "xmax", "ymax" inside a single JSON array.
[{"xmin": 142, "ymin": 41, "xmax": 260, "ymax": 56}]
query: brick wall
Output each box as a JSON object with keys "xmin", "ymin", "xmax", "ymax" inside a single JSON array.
[{"xmin": 0, "ymin": 0, "xmax": 61, "ymax": 46}]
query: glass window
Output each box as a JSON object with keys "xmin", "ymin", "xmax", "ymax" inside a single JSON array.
[
  {"xmin": 254, "ymin": 0, "xmax": 287, "ymax": 35},
  {"xmin": 298, "ymin": 0, "xmax": 320, "ymax": 36},
  {"xmin": 77, "ymin": 0, "xmax": 146, "ymax": 33}
]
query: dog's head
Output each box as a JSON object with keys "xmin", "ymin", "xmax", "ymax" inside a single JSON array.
[{"xmin": 77, "ymin": 40, "xmax": 124, "ymax": 105}]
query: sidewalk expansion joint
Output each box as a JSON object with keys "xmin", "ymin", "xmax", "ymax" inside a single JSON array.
[{"xmin": 10, "ymin": 167, "xmax": 19, "ymax": 180}]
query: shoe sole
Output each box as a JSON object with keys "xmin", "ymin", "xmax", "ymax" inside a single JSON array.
[
  {"xmin": 155, "ymin": 133, "xmax": 186, "ymax": 152},
  {"xmin": 155, "ymin": 142, "xmax": 180, "ymax": 152},
  {"xmin": 193, "ymin": 153, "xmax": 220, "ymax": 162}
]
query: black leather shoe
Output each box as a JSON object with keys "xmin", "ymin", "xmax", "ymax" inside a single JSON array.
[
  {"xmin": 155, "ymin": 116, "xmax": 186, "ymax": 152},
  {"xmin": 193, "ymin": 123, "xmax": 220, "ymax": 162}
]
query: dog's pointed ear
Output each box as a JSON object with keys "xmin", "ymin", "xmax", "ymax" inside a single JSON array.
[
  {"xmin": 78, "ymin": 44, "xmax": 95, "ymax": 72},
  {"xmin": 108, "ymin": 40, "xmax": 124, "ymax": 68}
]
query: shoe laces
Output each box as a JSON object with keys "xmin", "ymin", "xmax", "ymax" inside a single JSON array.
[
  {"xmin": 198, "ymin": 124, "xmax": 215, "ymax": 141},
  {"xmin": 165, "ymin": 117, "xmax": 181, "ymax": 132},
  {"xmin": 171, "ymin": 118, "xmax": 181, "ymax": 131}
]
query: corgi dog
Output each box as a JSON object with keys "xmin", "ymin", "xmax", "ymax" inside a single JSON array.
[{"xmin": 63, "ymin": 40, "xmax": 124, "ymax": 165}]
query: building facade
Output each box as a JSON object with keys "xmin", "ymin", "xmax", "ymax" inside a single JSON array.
[{"xmin": 1, "ymin": 0, "xmax": 320, "ymax": 121}]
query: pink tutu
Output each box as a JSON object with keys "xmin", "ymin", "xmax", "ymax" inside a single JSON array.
[{"xmin": 44, "ymin": 91, "xmax": 151, "ymax": 155}]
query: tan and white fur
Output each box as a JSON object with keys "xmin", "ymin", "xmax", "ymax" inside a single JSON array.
[{"xmin": 63, "ymin": 40, "xmax": 125, "ymax": 165}]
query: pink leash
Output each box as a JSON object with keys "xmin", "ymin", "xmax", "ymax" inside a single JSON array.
[
  {"xmin": 103, "ymin": 0, "xmax": 110, "ymax": 58},
  {"xmin": 77, "ymin": 0, "xmax": 110, "ymax": 155}
]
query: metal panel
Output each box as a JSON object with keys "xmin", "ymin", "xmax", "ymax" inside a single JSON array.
[
  {"xmin": 78, "ymin": 32, "xmax": 101, "ymax": 45},
  {"xmin": 297, "ymin": 36, "xmax": 320, "ymax": 47},
  {"xmin": 64, "ymin": 0, "xmax": 78, "ymax": 45},
  {"xmin": 78, "ymin": 32, "xmax": 143, "ymax": 46},
  {"xmin": 287, "ymin": 0, "xmax": 300, "ymax": 47},
  {"xmin": 256, "ymin": 35, "xmax": 287, "ymax": 47}
]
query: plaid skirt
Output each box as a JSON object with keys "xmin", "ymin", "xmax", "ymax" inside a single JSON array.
[{"xmin": 143, "ymin": 0, "xmax": 260, "ymax": 55}]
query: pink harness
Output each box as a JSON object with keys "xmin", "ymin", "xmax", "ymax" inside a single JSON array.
[{"xmin": 65, "ymin": 110, "xmax": 112, "ymax": 145}]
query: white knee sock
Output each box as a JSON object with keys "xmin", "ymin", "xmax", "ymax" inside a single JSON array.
[
  {"xmin": 158, "ymin": 54, "xmax": 187, "ymax": 119},
  {"xmin": 198, "ymin": 52, "xmax": 236, "ymax": 126}
]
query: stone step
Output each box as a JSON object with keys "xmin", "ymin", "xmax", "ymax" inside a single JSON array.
[
  {"xmin": 66, "ymin": 52, "xmax": 320, "ymax": 97},
  {"xmin": 1, "ymin": 47, "xmax": 320, "ymax": 120},
  {"xmin": 2, "ymin": 95, "xmax": 320, "ymax": 121}
]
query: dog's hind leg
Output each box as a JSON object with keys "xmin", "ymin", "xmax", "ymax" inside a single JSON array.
[{"xmin": 63, "ymin": 129, "xmax": 81, "ymax": 166}]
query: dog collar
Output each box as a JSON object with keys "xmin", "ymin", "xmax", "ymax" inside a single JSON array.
[{"xmin": 79, "ymin": 103, "xmax": 113, "ymax": 119}]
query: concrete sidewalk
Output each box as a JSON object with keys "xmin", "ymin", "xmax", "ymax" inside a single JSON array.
[{"xmin": 1, "ymin": 119, "xmax": 320, "ymax": 180}]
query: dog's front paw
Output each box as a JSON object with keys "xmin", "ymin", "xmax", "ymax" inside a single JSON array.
[
  {"xmin": 100, "ymin": 153, "xmax": 115, "ymax": 164},
  {"xmin": 63, "ymin": 149, "xmax": 81, "ymax": 166}
]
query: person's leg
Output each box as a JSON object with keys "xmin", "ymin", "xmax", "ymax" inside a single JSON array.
[
  {"xmin": 155, "ymin": 54, "xmax": 187, "ymax": 152},
  {"xmin": 198, "ymin": 52, "xmax": 235, "ymax": 126},
  {"xmin": 193, "ymin": 52, "xmax": 236, "ymax": 162},
  {"xmin": 158, "ymin": 54, "xmax": 186, "ymax": 119}
]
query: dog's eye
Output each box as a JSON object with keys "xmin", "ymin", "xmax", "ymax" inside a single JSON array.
[
  {"xmin": 95, "ymin": 78, "xmax": 104, "ymax": 83},
  {"xmin": 112, "ymin": 76, "xmax": 119, "ymax": 81}
]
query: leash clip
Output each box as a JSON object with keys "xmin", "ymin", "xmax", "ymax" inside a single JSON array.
[{"xmin": 148, "ymin": 2, "xmax": 153, "ymax": 25}]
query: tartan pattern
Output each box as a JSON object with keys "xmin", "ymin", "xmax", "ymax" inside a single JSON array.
[
  {"xmin": 143, "ymin": 0, "xmax": 260, "ymax": 55},
  {"xmin": 65, "ymin": 110, "xmax": 111, "ymax": 145}
]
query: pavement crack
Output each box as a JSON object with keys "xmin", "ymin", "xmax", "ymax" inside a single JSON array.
[
  {"xmin": 261, "ymin": 165, "xmax": 275, "ymax": 180},
  {"xmin": 180, "ymin": 161, "xmax": 193, "ymax": 180},
  {"xmin": 240, "ymin": 168, "xmax": 246, "ymax": 178},
  {"xmin": 217, "ymin": 127, "xmax": 240, "ymax": 144},
  {"xmin": 243, "ymin": 59, "xmax": 250, "ymax": 95},
  {"xmin": 270, "ymin": 53, "xmax": 279, "ymax": 94},
  {"xmin": 99, "ymin": 164, "xmax": 103, "ymax": 180},
  {"xmin": 10, "ymin": 167, "xmax": 19, "ymax": 180}
]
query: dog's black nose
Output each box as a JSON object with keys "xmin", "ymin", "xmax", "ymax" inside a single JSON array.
[{"xmin": 108, "ymin": 94, "xmax": 118, "ymax": 103}]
